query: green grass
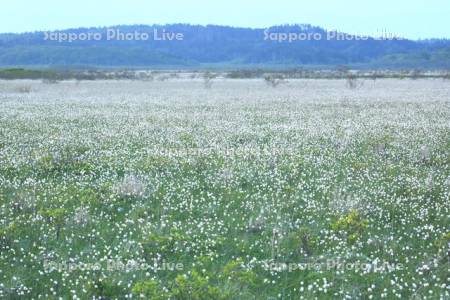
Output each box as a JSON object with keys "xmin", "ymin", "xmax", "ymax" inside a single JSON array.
[{"xmin": 0, "ymin": 79, "xmax": 449, "ymax": 299}]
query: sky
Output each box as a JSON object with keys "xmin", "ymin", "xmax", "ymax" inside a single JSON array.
[{"xmin": 1, "ymin": 0, "xmax": 449, "ymax": 39}]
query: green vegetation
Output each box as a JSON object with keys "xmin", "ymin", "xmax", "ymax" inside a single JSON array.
[{"xmin": 0, "ymin": 79, "xmax": 448, "ymax": 299}]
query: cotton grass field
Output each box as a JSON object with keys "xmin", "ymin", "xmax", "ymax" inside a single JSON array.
[{"xmin": 0, "ymin": 78, "xmax": 449, "ymax": 299}]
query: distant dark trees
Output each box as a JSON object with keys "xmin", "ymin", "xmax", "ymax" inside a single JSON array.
[{"xmin": 0, "ymin": 24, "xmax": 449, "ymax": 67}]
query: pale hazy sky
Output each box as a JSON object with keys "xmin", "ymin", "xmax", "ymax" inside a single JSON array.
[{"xmin": 1, "ymin": 0, "xmax": 449, "ymax": 39}]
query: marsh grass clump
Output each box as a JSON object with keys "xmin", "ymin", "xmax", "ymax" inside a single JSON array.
[
  {"xmin": 136, "ymin": 71, "xmax": 154, "ymax": 81},
  {"xmin": 328, "ymin": 188, "xmax": 366, "ymax": 216},
  {"xmin": 282, "ymin": 227, "xmax": 317, "ymax": 257},
  {"xmin": 410, "ymin": 69, "xmax": 422, "ymax": 80},
  {"xmin": 247, "ymin": 209, "xmax": 266, "ymax": 233},
  {"xmin": 42, "ymin": 78, "xmax": 60, "ymax": 84},
  {"xmin": 264, "ymin": 74, "xmax": 286, "ymax": 87},
  {"xmin": 434, "ymin": 232, "xmax": 450, "ymax": 258},
  {"xmin": 419, "ymin": 145, "xmax": 432, "ymax": 163},
  {"xmin": 157, "ymin": 75, "xmax": 170, "ymax": 81},
  {"xmin": 345, "ymin": 74, "xmax": 364, "ymax": 89},
  {"xmin": 33, "ymin": 146, "xmax": 93, "ymax": 176},
  {"xmin": 114, "ymin": 175, "xmax": 147, "ymax": 199},
  {"xmin": 14, "ymin": 85, "xmax": 32, "ymax": 93},
  {"xmin": 72, "ymin": 206, "xmax": 90, "ymax": 227},
  {"xmin": 443, "ymin": 71, "xmax": 450, "ymax": 80},
  {"xmin": 203, "ymin": 71, "xmax": 217, "ymax": 88},
  {"xmin": 247, "ymin": 216, "xmax": 266, "ymax": 233},
  {"xmin": 270, "ymin": 227, "xmax": 283, "ymax": 259},
  {"xmin": 369, "ymin": 70, "xmax": 386, "ymax": 81},
  {"xmin": 11, "ymin": 192, "xmax": 36, "ymax": 214},
  {"xmin": 0, "ymin": 223, "xmax": 18, "ymax": 249},
  {"xmin": 371, "ymin": 135, "xmax": 395, "ymax": 158},
  {"xmin": 39, "ymin": 208, "xmax": 67, "ymax": 240}
]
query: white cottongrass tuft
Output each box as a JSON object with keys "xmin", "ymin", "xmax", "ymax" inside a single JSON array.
[
  {"xmin": 328, "ymin": 188, "xmax": 365, "ymax": 215},
  {"xmin": 73, "ymin": 207, "xmax": 89, "ymax": 227}
]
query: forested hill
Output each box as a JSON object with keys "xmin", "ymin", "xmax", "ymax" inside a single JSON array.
[{"xmin": 0, "ymin": 24, "xmax": 449, "ymax": 68}]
